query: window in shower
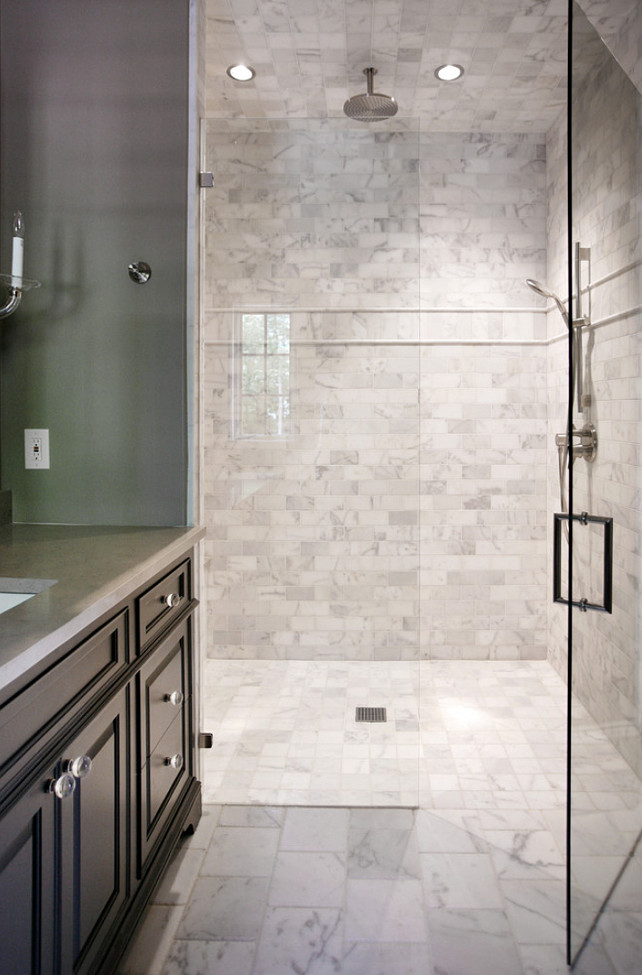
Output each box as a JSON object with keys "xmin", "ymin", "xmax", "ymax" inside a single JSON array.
[{"xmin": 235, "ymin": 312, "xmax": 291, "ymax": 438}]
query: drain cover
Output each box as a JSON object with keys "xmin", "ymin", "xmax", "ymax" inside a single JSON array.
[{"xmin": 355, "ymin": 707, "xmax": 387, "ymax": 723}]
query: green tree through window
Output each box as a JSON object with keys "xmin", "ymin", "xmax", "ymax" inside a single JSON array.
[{"xmin": 239, "ymin": 313, "xmax": 290, "ymax": 437}]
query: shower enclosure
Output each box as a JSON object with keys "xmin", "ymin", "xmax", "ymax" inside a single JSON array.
[
  {"xmin": 199, "ymin": 3, "xmax": 641, "ymax": 956},
  {"xmin": 565, "ymin": 2, "xmax": 642, "ymax": 965},
  {"xmin": 199, "ymin": 111, "xmax": 552, "ymax": 809}
]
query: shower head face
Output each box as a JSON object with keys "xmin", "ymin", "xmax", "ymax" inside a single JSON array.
[
  {"xmin": 526, "ymin": 278, "xmax": 552, "ymax": 299},
  {"xmin": 343, "ymin": 67, "xmax": 398, "ymax": 122},
  {"xmin": 343, "ymin": 92, "xmax": 398, "ymax": 121},
  {"xmin": 526, "ymin": 278, "xmax": 570, "ymax": 327}
]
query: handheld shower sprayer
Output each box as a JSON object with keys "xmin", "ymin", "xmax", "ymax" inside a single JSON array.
[{"xmin": 525, "ymin": 279, "xmax": 570, "ymax": 328}]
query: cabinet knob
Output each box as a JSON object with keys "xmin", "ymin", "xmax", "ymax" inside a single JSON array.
[
  {"xmin": 164, "ymin": 690, "xmax": 184, "ymax": 707},
  {"xmin": 164, "ymin": 753, "xmax": 183, "ymax": 770},
  {"xmin": 48, "ymin": 773, "xmax": 76, "ymax": 800},
  {"xmin": 162, "ymin": 592, "xmax": 181, "ymax": 609},
  {"xmin": 64, "ymin": 755, "xmax": 93, "ymax": 779}
]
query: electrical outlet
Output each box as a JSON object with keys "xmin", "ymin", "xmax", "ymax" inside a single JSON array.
[{"xmin": 25, "ymin": 429, "xmax": 50, "ymax": 469}]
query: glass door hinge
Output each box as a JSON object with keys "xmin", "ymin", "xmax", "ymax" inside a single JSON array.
[{"xmin": 199, "ymin": 172, "xmax": 214, "ymax": 188}]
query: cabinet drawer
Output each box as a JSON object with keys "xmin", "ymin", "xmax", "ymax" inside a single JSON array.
[
  {"xmin": 137, "ymin": 559, "xmax": 191, "ymax": 652},
  {"xmin": 140, "ymin": 626, "xmax": 188, "ymax": 761},
  {"xmin": 139, "ymin": 709, "xmax": 190, "ymax": 872},
  {"xmin": 148, "ymin": 715, "xmax": 187, "ymax": 825},
  {"xmin": 0, "ymin": 611, "xmax": 128, "ymax": 781}
]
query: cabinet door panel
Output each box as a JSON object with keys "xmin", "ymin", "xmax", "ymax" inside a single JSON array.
[
  {"xmin": 0, "ymin": 777, "xmax": 55, "ymax": 975},
  {"xmin": 59, "ymin": 688, "xmax": 130, "ymax": 975}
]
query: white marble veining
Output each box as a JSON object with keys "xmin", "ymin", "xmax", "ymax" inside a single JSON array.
[
  {"xmin": 118, "ymin": 660, "xmax": 642, "ymax": 975},
  {"xmin": 201, "ymin": 122, "xmax": 548, "ymax": 664}
]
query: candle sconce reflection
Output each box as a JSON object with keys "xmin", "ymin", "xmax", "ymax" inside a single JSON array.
[
  {"xmin": 0, "ymin": 274, "xmax": 41, "ymax": 319},
  {"xmin": 1, "ymin": 210, "xmax": 40, "ymax": 319}
]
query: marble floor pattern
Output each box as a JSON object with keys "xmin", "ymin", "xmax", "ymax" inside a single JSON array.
[
  {"xmin": 117, "ymin": 661, "xmax": 642, "ymax": 974},
  {"xmin": 200, "ymin": 659, "xmax": 569, "ymax": 808}
]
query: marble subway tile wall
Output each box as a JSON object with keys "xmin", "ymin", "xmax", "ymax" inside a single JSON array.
[
  {"xmin": 202, "ymin": 121, "xmax": 548, "ymax": 661},
  {"xmin": 419, "ymin": 342, "xmax": 548, "ymax": 660},
  {"xmin": 546, "ymin": 27, "xmax": 642, "ymax": 777}
]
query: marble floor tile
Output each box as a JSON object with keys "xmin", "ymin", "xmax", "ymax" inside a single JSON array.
[
  {"xmin": 421, "ymin": 852, "xmax": 504, "ymax": 910},
  {"xmin": 517, "ymin": 943, "xmax": 569, "ymax": 975},
  {"xmin": 218, "ymin": 805, "xmax": 284, "ymax": 828},
  {"xmin": 344, "ymin": 878, "xmax": 427, "ymax": 942},
  {"xmin": 269, "ymin": 851, "xmax": 346, "ymax": 908},
  {"xmin": 252, "ymin": 907, "xmax": 343, "ymax": 975},
  {"xmin": 154, "ymin": 847, "xmax": 207, "ymax": 906},
  {"xmin": 161, "ymin": 940, "xmax": 256, "ymax": 975},
  {"xmin": 176, "ymin": 876, "xmax": 270, "ymax": 941},
  {"xmin": 200, "ymin": 826, "xmax": 280, "ymax": 877},
  {"xmin": 485, "ymin": 829, "xmax": 565, "ymax": 881},
  {"xmin": 427, "ymin": 908, "xmax": 522, "ymax": 975},
  {"xmin": 118, "ymin": 660, "xmax": 641, "ymax": 975},
  {"xmin": 500, "ymin": 878, "xmax": 566, "ymax": 946},
  {"xmin": 347, "ymin": 825, "xmax": 420, "ymax": 879},
  {"xmin": 341, "ymin": 941, "xmax": 432, "ymax": 975},
  {"xmin": 415, "ymin": 809, "xmax": 486, "ymax": 854},
  {"xmin": 280, "ymin": 806, "xmax": 350, "ymax": 851},
  {"xmin": 590, "ymin": 911, "xmax": 642, "ymax": 975}
]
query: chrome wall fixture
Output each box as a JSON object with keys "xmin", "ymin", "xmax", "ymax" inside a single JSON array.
[{"xmin": 127, "ymin": 261, "xmax": 152, "ymax": 284}]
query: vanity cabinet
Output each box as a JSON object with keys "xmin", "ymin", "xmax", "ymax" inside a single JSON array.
[{"xmin": 0, "ymin": 549, "xmax": 201, "ymax": 975}]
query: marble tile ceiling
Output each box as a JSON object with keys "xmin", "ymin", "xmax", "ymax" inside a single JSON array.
[{"xmin": 204, "ymin": 0, "xmax": 636, "ymax": 130}]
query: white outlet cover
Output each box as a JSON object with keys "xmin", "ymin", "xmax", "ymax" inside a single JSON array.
[{"xmin": 25, "ymin": 428, "xmax": 50, "ymax": 469}]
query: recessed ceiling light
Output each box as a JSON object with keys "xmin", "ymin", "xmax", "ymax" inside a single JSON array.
[
  {"xmin": 435, "ymin": 63, "xmax": 464, "ymax": 82},
  {"xmin": 226, "ymin": 64, "xmax": 256, "ymax": 82}
]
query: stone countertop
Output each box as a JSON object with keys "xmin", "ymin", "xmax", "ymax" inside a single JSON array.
[{"xmin": 0, "ymin": 523, "xmax": 205, "ymax": 701}]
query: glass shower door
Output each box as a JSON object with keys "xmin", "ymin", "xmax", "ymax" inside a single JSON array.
[
  {"xmin": 200, "ymin": 118, "xmax": 422, "ymax": 808},
  {"xmin": 567, "ymin": 1, "xmax": 642, "ymax": 963}
]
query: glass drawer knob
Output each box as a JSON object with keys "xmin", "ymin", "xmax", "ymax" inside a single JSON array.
[
  {"xmin": 164, "ymin": 690, "xmax": 184, "ymax": 707},
  {"xmin": 164, "ymin": 753, "xmax": 183, "ymax": 770},
  {"xmin": 65, "ymin": 755, "xmax": 93, "ymax": 779},
  {"xmin": 163, "ymin": 592, "xmax": 181, "ymax": 608},
  {"xmin": 49, "ymin": 773, "xmax": 76, "ymax": 800}
]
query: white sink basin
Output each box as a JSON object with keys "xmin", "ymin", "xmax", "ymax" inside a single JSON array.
[
  {"xmin": 0, "ymin": 578, "xmax": 57, "ymax": 615},
  {"xmin": 0, "ymin": 591, "xmax": 37, "ymax": 614}
]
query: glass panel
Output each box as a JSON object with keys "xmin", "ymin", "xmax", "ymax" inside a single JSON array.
[
  {"xmin": 241, "ymin": 356, "xmax": 265, "ymax": 396},
  {"xmin": 202, "ymin": 117, "xmax": 420, "ymax": 807},
  {"xmin": 241, "ymin": 314, "xmax": 265, "ymax": 354},
  {"xmin": 568, "ymin": 2, "xmax": 642, "ymax": 963},
  {"xmin": 267, "ymin": 313, "xmax": 290, "ymax": 354}
]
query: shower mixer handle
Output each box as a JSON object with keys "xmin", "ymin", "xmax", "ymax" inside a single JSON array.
[{"xmin": 555, "ymin": 424, "xmax": 597, "ymax": 462}]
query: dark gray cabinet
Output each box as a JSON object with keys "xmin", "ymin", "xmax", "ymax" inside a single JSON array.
[
  {"xmin": 0, "ymin": 769, "xmax": 56, "ymax": 975},
  {"xmin": 0, "ymin": 550, "xmax": 200, "ymax": 975},
  {"xmin": 58, "ymin": 687, "xmax": 130, "ymax": 975}
]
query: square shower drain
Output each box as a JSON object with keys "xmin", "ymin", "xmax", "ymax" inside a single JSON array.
[{"xmin": 355, "ymin": 707, "xmax": 387, "ymax": 723}]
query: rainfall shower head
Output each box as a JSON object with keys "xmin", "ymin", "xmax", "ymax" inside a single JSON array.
[
  {"xmin": 526, "ymin": 278, "xmax": 570, "ymax": 328},
  {"xmin": 343, "ymin": 67, "xmax": 398, "ymax": 122}
]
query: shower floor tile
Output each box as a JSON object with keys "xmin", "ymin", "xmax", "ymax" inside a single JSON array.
[{"xmin": 201, "ymin": 659, "xmax": 566, "ymax": 808}]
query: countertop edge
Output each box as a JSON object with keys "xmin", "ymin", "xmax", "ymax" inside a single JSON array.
[{"xmin": 0, "ymin": 525, "xmax": 205, "ymax": 701}]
